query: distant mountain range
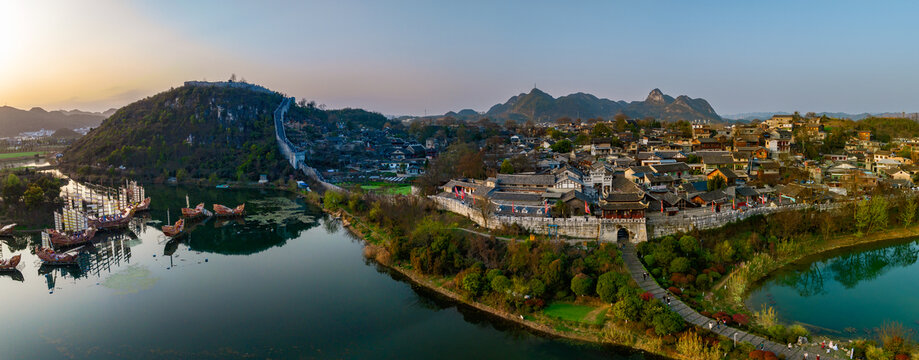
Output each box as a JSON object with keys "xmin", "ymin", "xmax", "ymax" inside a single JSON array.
[
  {"xmin": 0, "ymin": 106, "xmax": 116, "ymax": 137},
  {"xmin": 442, "ymin": 88, "xmax": 722, "ymax": 123},
  {"xmin": 723, "ymin": 111, "xmax": 919, "ymax": 121}
]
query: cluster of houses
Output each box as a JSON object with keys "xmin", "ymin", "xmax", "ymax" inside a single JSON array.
[
  {"xmin": 439, "ymin": 114, "xmax": 919, "ymax": 220},
  {"xmin": 287, "ymin": 124, "xmax": 439, "ymax": 183}
]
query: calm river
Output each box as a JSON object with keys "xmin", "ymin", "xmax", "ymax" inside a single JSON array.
[
  {"xmin": 746, "ymin": 237, "xmax": 919, "ymax": 337},
  {"xmin": 0, "ymin": 186, "xmax": 647, "ymax": 359}
]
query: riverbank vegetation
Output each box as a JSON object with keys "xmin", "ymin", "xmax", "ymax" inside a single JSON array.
[
  {"xmin": 641, "ymin": 189, "xmax": 919, "ymax": 355},
  {"xmin": 0, "ymin": 169, "xmax": 64, "ymax": 228},
  {"xmin": 317, "ymin": 190, "xmax": 776, "ymax": 360}
]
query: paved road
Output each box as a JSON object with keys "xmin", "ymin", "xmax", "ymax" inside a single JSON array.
[{"xmin": 620, "ymin": 243, "xmax": 838, "ymax": 360}]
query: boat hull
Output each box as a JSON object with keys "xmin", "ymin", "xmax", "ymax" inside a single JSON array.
[
  {"xmin": 132, "ymin": 198, "xmax": 151, "ymax": 212},
  {"xmin": 213, "ymin": 204, "xmax": 245, "ymax": 217},
  {"xmin": 182, "ymin": 203, "xmax": 205, "ymax": 218},
  {"xmin": 47, "ymin": 228, "xmax": 97, "ymax": 247},
  {"xmin": 89, "ymin": 209, "xmax": 135, "ymax": 231}
]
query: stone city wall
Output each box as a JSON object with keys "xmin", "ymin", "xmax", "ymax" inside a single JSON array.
[{"xmin": 431, "ymin": 196, "xmax": 648, "ymax": 242}]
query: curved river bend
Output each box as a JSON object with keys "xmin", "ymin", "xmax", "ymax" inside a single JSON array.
[
  {"xmin": 746, "ymin": 237, "xmax": 919, "ymax": 337},
  {"xmin": 0, "ymin": 186, "xmax": 648, "ymax": 359}
]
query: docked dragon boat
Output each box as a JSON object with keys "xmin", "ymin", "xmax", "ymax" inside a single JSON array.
[
  {"xmin": 132, "ymin": 197, "xmax": 152, "ymax": 212},
  {"xmin": 0, "ymin": 254, "xmax": 21, "ymax": 271},
  {"xmin": 182, "ymin": 203, "xmax": 206, "ymax": 218},
  {"xmin": 162, "ymin": 219, "xmax": 185, "ymax": 238},
  {"xmin": 123, "ymin": 180, "xmax": 150, "ymax": 211},
  {"xmin": 213, "ymin": 203, "xmax": 245, "ymax": 217},
  {"xmin": 87, "ymin": 207, "xmax": 135, "ymax": 230},
  {"xmin": 45, "ymin": 227, "xmax": 97, "ymax": 247},
  {"xmin": 37, "ymin": 248, "xmax": 79, "ymax": 265}
]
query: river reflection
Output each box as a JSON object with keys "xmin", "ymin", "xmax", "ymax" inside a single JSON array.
[
  {"xmin": 0, "ymin": 185, "xmax": 646, "ymax": 359},
  {"xmin": 747, "ymin": 238, "xmax": 919, "ymax": 336},
  {"xmin": 772, "ymin": 242, "xmax": 919, "ymax": 297}
]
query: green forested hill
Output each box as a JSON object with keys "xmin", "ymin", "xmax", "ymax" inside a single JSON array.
[{"xmin": 61, "ymin": 84, "xmax": 293, "ymax": 182}]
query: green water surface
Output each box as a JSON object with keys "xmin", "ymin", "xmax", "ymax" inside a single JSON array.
[{"xmin": 746, "ymin": 237, "xmax": 919, "ymax": 337}]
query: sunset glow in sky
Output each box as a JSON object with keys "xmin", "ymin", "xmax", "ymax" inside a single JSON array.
[{"xmin": 2, "ymin": 0, "xmax": 919, "ymax": 115}]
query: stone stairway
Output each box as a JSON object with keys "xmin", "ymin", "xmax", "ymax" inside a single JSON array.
[{"xmin": 620, "ymin": 243, "xmax": 833, "ymax": 360}]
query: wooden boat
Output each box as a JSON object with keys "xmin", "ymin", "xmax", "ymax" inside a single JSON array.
[
  {"xmin": 0, "ymin": 254, "xmax": 21, "ymax": 271},
  {"xmin": 216, "ymin": 184, "xmax": 229, "ymax": 189},
  {"xmin": 213, "ymin": 203, "xmax": 245, "ymax": 217},
  {"xmin": 182, "ymin": 203, "xmax": 205, "ymax": 218},
  {"xmin": 132, "ymin": 197, "xmax": 151, "ymax": 212},
  {"xmin": 46, "ymin": 227, "xmax": 97, "ymax": 247},
  {"xmin": 162, "ymin": 219, "xmax": 185, "ymax": 237},
  {"xmin": 88, "ymin": 208, "xmax": 135, "ymax": 230},
  {"xmin": 0, "ymin": 223, "xmax": 14, "ymax": 236},
  {"xmin": 37, "ymin": 248, "xmax": 79, "ymax": 265}
]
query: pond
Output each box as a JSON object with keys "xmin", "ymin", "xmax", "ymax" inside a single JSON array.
[
  {"xmin": 746, "ymin": 237, "xmax": 919, "ymax": 337},
  {"xmin": 0, "ymin": 185, "xmax": 648, "ymax": 359}
]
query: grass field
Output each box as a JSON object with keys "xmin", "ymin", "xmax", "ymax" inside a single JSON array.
[
  {"xmin": 358, "ymin": 182, "xmax": 412, "ymax": 195},
  {"xmin": 542, "ymin": 303, "xmax": 607, "ymax": 325},
  {"xmin": 0, "ymin": 152, "xmax": 41, "ymax": 160}
]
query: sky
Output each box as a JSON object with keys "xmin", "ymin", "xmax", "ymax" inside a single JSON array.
[{"xmin": 2, "ymin": 0, "xmax": 919, "ymax": 116}]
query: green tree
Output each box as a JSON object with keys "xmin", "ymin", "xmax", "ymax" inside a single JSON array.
[
  {"xmin": 614, "ymin": 113, "xmax": 628, "ymax": 132},
  {"xmin": 707, "ymin": 175, "xmax": 726, "ymax": 191},
  {"xmin": 651, "ymin": 242, "xmax": 676, "ymax": 268},
  {"xmin": 669, "ymin": 257, "xmax": 691, "ymax": 274},
  {"xmin": 596, "ymin": 272, "xmax": 622, "ymax": 303},
  {"xmin": 542, "ymin": 259, "xmax": 564, "ymax": 289},
  {"xmin": 591, "ymin": 123, "xmax": 614, "ymax": 138},
  {"xmin": 550, "ymin": 139, "xmax": 573, "ymax": 153},
  {"xmin": 902, "ymin": 196, "xmax": 917, "ymax": 227},
  {"xmin": 176, "ymin": 169, "xmax": 187, "ymax": 183},
  {"xmin": 652, "ymin": 310, "xmax": 686, "ymax": 335},
  {"xmin": 855, "ymin": 199, "xmax": 871, "ymax": 233},
  {"xmin": 2, "ymin": 173, "xmax": 24, "ymax": 202},
  {"xmin": 678, "ymin": 235, "xmax": 699, "ymax": 255},
  {"xmin": 462, "ymin": 272, "xmax": 484, "ymax": 296},
  {"xmin": 552, "ymin": 200, "xmax": 571, "ymax": 218},
  {"xmin": 22, "ymin": 184, "xmax": 44, "ymax": 209},
  {"xmin": 528, "ymin": 278, "xmax": 546, "ymax": 297},
  {"xmin": 548, "ymin": 128, "xmax": 565, "ymax": 140},
  {"xmin": 869, "ymin": 196, "xmax": 888, "ymax": 231},
  {"xmin": 491, "ymin": 275, "xmax": 511, "ymax": 293},
  {"xmin": 499, "ymin": 159, "xmax": 514, "ymax": 174},
  {"xmin": 323, "ymin": 191, "xmax": 346, "ymax": 209},
  {"xmin": 570, "ymin": 273, "xmax": 594, "ymax": 296},
  {"xmin": 713, "ymin": 241, "xmax": 735, "ymax": 264},
  {"xmin": 611, "ymin": 294, "xmax": 642, "ymax": 322}
]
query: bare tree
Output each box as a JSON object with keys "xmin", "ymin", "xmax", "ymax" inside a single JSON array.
[{"xmin": 476, "ymin": 197, "xmax": 494, "ymax": 229}]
